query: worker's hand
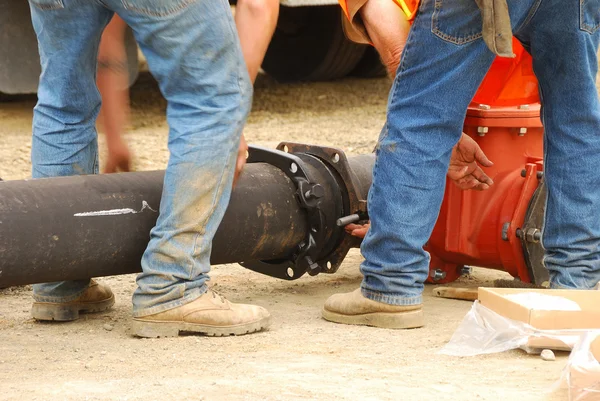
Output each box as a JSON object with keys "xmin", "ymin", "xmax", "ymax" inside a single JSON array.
[
  {"xmin": 104, "ymin": 140, "xmax": 132, "ymax": 173},
  {"xmin": 345, "ymin": 223, "xmax": 370, "ymax": 239},
  {"xmin": 447, "ymin": 133, "xmax": 494, "ymax": 191},
  {"xmin": 233, "ymin": 134, "xmax": 248, "ymax": 188},
  {"xmin": 346, "ymin": 135, "xmax": 492, "ymax": 239}
]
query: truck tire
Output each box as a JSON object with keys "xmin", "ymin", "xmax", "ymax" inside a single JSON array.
[
  {"xmin": 350, "ymin": 47, "xmax": 387, "ymax": 78},
  {"xmin": 262, "ymin": 5, "xmax": 366, "ymax": 82}
]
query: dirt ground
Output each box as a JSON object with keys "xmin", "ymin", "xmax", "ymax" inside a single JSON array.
[{"xmin": 0, "ymin": 73, "xmax": 568, "ymax": 401}]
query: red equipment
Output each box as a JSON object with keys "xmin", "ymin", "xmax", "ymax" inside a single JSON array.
[{"xmin": 425, "ymin": 102, "xmax": 547, "ymax": 285}]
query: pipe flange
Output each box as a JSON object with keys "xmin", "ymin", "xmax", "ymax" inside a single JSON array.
[
  {"xmin": 519, "ymin": 178, "xmax": 549, "ymax": 285},
  {"xmin": 275, "ymin": 142, "xmax": 368, "ymax": 275},
  {"xmin": 241, "ymin": 145, "xmax": 328, "ymax": 280}
]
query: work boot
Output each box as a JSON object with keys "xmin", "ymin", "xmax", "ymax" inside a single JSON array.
[
  {"xmin": 131, "ymin": 289, "xmax": 271, "ymax": 338},
  {"xmin": 322, "ymin": 288, "xmax": 424, "ymax": 329},
  {"xmin": 31, "ymin": 279, "xmax": 115, "ymax": 321}
]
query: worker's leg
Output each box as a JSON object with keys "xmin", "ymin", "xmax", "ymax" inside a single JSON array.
[
  {"xmin": 109, "ymin": 0, "xmax": 254, "ymax": 317},
  {"xmin": 358, "ymin": 0, "xmax": 499, "ymax": 307},
  {"xmin": 234, "ymin": 0, "xmax": 279, "ymax": 83},
  {"xmin": 323, "ymin": 0, "xmax": 539, "ymax": 327},
  {"xmin": 518, "ymin": 0, "xmax": 600, "ymax": 289},
  {"xmin": 28, "ymin": 0, "xmax": 114, "ymax": 309}
]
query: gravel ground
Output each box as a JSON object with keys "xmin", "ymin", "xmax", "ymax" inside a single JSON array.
[{"xmin": 0, "ymin": 73, "xmax": 568, "ymax": 400}]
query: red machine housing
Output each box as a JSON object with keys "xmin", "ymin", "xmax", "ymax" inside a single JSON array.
[{"xmin": 425, "ymin": 102, "xmax": 544, "ymax": 284}]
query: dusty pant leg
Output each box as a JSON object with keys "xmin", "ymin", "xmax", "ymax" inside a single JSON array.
[
  {"xmin": 110, "ymin": 0, "xmax": 252, "ymax": 316},
  {"xmin": 520, "ymin": 0, "xmax": 600, "ymax": 289},
  {"xmin": 28, "ymin": 0, "xmax": 113, "ymax": 302},
  {"xmin": 358, "ymin": 0, "xmax": 499, "ymax": 305}
]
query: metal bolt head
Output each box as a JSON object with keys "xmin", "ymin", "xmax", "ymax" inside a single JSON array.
[
  {"xmin": 525, "ymin": 228, "xmax": 541, "ymax": 243},
  {"xmin": 461, "ymin": 266, "xmax": 473, "ymax": 276},
  {"xmin": 479, "ymin": 104, "xmax": 491, "ymax": 110},
  {"xmin": 501, "ymin": 222, "xmax": 510, "ymax": 241},
  {"xmin": 431, "ymin": 269, "xmax": 447, "ymax": 281},
  {"xmin": 518, "ymin": 128, "xmax": 527, "ymax": 136},
  {"xmin": 519, "ymin": 104, "xmax": 530, "ymax": 110},
  {"xmin": 477, "ymin": 127, "xmax": 488, "ymax": 137},
  {"xmin": 306, "ymin": 184, "xmax": 324, "ymax": 199}
]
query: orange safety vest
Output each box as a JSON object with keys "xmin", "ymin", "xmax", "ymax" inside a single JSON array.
[{"xmin": 339, "ymin": 0, "xmax": 540, "ymax": 107}]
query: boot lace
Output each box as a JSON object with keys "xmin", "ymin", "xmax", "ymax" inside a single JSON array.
[{"xmin": 210, "ymin": 289, "xmax": 226, "ymax": 304}]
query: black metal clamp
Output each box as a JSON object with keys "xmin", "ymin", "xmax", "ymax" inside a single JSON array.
[
  {"xmin": 241, "ymin": 143, "xmax": 369, "ymax": 281},
  {"xmin": 241, "ymin": 145, "xmax": 329, "ymax": 279}
]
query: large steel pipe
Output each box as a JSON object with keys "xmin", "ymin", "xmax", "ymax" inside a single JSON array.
[{"xmin": 0, "ymin": 145, "xmax": 373, "ymax": 287}]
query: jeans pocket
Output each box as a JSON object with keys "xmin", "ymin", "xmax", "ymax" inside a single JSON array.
[
  {"xmin": 28, "ymin": 0, "xmax": 64, "ymax": 10},
  {"xmin": 581, "ymin": 0, "xmax": 600, "ymax": 34},
  {"xmin": 121, "ymin": 0, "xmax": 197, "ymax": 17},
  {"xmin": 431, "ymin": 0, "xmax": 483, "ymax": 45}
]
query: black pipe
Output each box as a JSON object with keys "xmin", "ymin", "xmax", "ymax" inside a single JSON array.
[{"xmin": 0, "ymin": 151, "xmax": 374, "ymax": 287}]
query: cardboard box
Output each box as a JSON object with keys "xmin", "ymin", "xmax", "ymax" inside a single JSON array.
[
  {"xmin": 478, "ymin": 288, "xmax": 600, "ymax": 351},
  {"xmin": 568, "ymin": 335, "xmax": 600, "ymax": 401}
]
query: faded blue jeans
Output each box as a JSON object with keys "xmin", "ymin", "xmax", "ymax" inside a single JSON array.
[
  {"xmin": 28, "ymin": 0, "xmax": 252, "ymax": 317},
  {"xmin": 361, "ymin": 0, "xmax": 600, "ymax": 305}
]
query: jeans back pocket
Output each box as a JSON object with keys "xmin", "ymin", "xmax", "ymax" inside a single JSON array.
[
  {"xmin": 121, "ymin": 0, "xmax": 197, "ymax": 17},
  {"xmin": 581, "ymin": 0, "xmax": 600, "ymax": 34},
  {"xmin": 28, "ymin": 0, "xmax": 64, "ymax": 10},
  {"xmin": 431, "ymin": 0, "xmax": 483, "ymax": 45}
]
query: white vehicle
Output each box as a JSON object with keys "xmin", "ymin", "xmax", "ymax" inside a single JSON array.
[{"xmin": 0, "ymin": 1, "xmax": 384, "ymax": 95}]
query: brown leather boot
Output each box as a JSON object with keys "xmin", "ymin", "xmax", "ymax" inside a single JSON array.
[
  {"xmin": 132, "ymin": 289, "xmax": 271, "ymax": 338},
  {"xmin": 322, "ymin": 288, "xmax": 424, "ymax": 329},
  {"xmin": 31, "ymin": 279, "xmax": 115, "ymax": 321}
]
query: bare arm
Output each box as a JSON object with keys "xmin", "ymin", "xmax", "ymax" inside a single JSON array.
[
  {"xmin": 232, "ymin": 0, "xmax": 279, "ymax": 185},
  {"xmin": 234, "ymin": 0, "xmax": 279, "ymax": 83},
  {"xmin": 359, "ymin": 0, "xmax": 410, "ymax": 76},
  {"xmin": 97, "ymin": 15, "xmax": 131, "ymax": 173}
]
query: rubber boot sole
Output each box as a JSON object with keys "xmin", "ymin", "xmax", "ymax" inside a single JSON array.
[
  {"xmin": 131, "ymin": 316, "xmax": 271, "ymax": 338},
  {"xmin": 31, "ymin": 295, "xmax": 115, "ymax": 321},
  {"xmin": 321, "ymin": 307, "xmax": 424, "ymax": 329}
]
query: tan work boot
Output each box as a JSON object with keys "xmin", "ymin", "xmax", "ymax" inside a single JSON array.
[
  {"xmin": 322, "ymin": 288, "xmax": 424, "ymax": 329},
  {"xmin": 31, "ymin": 279, "xmax": 115, "ymax": 321},
  {"xmin": 131, "ymin": 289, "xmax": 271, "ymax": 338}
]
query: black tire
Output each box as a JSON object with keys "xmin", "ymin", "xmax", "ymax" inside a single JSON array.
[
  {"xmin": 261, "ymin": 5, "xmax": 366, "ymax": 82},
  {"xmin": 350, "ymin": 46, "xmax": 387, "ymax": 78}
]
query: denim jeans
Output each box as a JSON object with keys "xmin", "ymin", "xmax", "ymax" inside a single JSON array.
[
  {"xmin": 28, "ymin": 0, "xmax": 252, "ymax": 317},
  {"xmin": 361, "ymin": 0, "xmax": 600, "ymax": 305}
]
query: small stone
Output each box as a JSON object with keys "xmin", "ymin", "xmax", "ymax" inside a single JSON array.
[
  {"xmin": 541, "ymin": 349, "xmax": 555, "ymax": 361},
  {"xmin": 103, "ymin": 324, "xmax": 114, "ymax": 331}
]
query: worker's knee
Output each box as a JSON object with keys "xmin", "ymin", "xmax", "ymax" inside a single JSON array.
[{"xmin": 236, "ymin": 0, "xmax": 279, "ymax": 17}]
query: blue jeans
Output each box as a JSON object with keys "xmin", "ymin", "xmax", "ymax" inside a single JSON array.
[
  {"xmin": 361, "ymin": 0, "xmax": 600, "ymax": 305},
  {"xmin": 28, "ymin": 0, "xmax": 252, "ymax": 317}
]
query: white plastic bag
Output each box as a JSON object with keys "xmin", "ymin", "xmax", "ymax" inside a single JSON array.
[
  {"xmin": 559, "ymin": 332, "xmax": 600, "ymax": 401},
  {"xmin": 440, "ymin": 301, "xmax": 590, "ymax": 356}
]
